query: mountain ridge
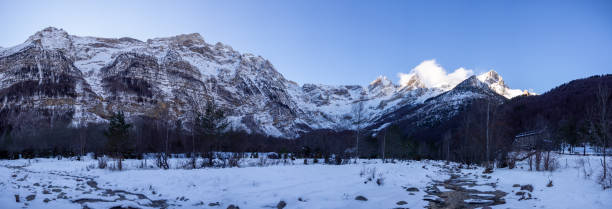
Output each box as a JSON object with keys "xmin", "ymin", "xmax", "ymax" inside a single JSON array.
[{"xmin": 0, "ymin": 27, "xmax": 530, "ymax": 138}]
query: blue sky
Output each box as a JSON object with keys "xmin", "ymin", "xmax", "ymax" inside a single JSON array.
[{"xmin": 1, "ymin": 0, "xmax": 611, "ymax": 93}]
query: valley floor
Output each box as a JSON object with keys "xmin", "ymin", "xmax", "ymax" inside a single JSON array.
[{"xmin": 0, "ymin": 154, "xmax": 610, "ymax": 209}]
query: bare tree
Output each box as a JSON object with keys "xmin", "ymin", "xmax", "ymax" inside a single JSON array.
[
  {"xmin": 154, "ymin": 106, "xmax": 172, "ymax": 170},
  {"xmin": 381, "ymin": 128, "xmax": 387, "ymax": 161},
  {"xmin": 78, "ymin": 123, "xmax": 87, "ymax": 160},
  {"xmin": 185, "ymin": 90, "xmax": 206, "ymax": 169},
  {"xmin": 593, "ymin": 83, "xmax": 610, "ymax": 180},
  {"xmin": 352, "ymin": 96, "xmax": 366, "ymax": 159},
  {"xmin": 77, "ymin": 113, "xmax": 89, "ymax": 160},
  {"xmin": 443, "ymin": 130, "xmax": 452, "ymax": 162},
  {"xmin": 486, "ymin": 100, "xmax": 491, "ymax": 168}
]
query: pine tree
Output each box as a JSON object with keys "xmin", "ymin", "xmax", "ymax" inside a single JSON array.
[
  {"xmin": 194, "ymin": 98, "xmax": 229, "ymax": 153},
  {"xmin": 105, "ymin": 111, "xmax": 132, "ymax": 170}
]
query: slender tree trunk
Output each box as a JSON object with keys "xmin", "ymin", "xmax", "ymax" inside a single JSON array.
[
  {"xmin": 486, "ymin": 101, "xmax": 490, "ymax": 167},
  {"xmin": 447, "ymin": 137, "xmax": 450, "ymax": 162},
  {"xmin": 79, "ymin": 129, "xmax": 86, "ymax": 159},
  {"xmin": 356, "ymin": 129, "xmax": 359, "ymax": 159},
  {"xmin": 604, "ymin": 140, "xmax": 607, "ymax": 178},
  {"xmin": 192, "ymin": 132, "xmax": 196, "ymax": 169},
  {"xmin": 165, "ymin": 127, "xmax": 169, "ymax": 154},
  {"xmin": 382, "ymin": 129, "xmax": 386, "ymax": 161}
]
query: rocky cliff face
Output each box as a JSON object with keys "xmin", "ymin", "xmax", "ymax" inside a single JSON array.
[{"xmin": 0, "ymin": 27, "xmax": 528, "ymax": 138}]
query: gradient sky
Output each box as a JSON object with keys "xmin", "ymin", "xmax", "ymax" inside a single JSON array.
[{"xmin": 1, "ymin": 0, "xmax": 611, "ymax": 93}]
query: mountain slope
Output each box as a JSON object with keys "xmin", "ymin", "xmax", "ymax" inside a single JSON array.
[
  {"xmin": 367, "ymin": 75, "xmax": 507, "ymax": 136},
  {"xmin": 0, "ymin": 27, "xmax": 528, "ymax": 138}
]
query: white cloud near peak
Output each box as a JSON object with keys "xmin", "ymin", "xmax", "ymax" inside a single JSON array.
[{"xmin": 398, "ymin": 59, "xmax": 474, "ymax": 89}]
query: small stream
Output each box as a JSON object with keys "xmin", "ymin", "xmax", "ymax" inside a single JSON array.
[{"xmin": 425, "ymin": 165, "xmax": 507, "ymax": 209}]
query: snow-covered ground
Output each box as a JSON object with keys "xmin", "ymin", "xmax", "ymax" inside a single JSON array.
[
  {"xmin": 0, "ymin": 153, "xmax": 610, "ymax": 209},
  {"xmin": 490, "ymin": 154, "xmax": 612, "ymax": 208}
]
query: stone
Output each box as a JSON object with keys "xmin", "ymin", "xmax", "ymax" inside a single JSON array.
[
  {"xmin": 355, "ymin": 195, "xmax": 368, "ymax": 201},
  {"xmin": 405, "ymin": 187, "xmax": 419, "ymax": 192},
  {"xmin": 277, "ymin": 200, "xmax": 287, "ymax": 209},
  {"xmin": 26, "ymin": 195, "xmax": 35, "ymax": 201},
  {"xmin": 520, "ymin": 184, "xmax": 534, "ymax": 192}
]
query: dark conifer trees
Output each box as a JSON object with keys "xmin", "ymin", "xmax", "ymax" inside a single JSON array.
[{"xmin": 105, "ymin": 111, "xmax": 132, "ymax": 170}]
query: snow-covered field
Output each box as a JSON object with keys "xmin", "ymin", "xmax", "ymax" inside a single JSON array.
[{"xmin": 0, "ymin": 154, "xmax": 610, "ymax": 209}]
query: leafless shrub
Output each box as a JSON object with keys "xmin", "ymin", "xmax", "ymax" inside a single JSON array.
[
  {"xmin": 547, "ymin": 179, "xmax": 553, "ymax": 187},
  {"xmin": 178, "ymin": 158, "xmax": 194, "ymax": 169},
  {"xmin": 334, "ymin": 154, "xmax": 343, "ymax": 165},
  {"xmin": 201, "ymin": 152, "xmax": 214, "ymax": 168},
  {"xmin": 137, "ymin": 159, "xmax": 148, "ymax": 169},
  {"xmin": 98, "ymin": 157, "xmax": 108, "ymax": 169},
  {"xmin": 507, "ymin": 152, "xmax": 517, "ymax": 169},
  {"xmin": 86, "ymin": 163, "xmax": 96, "ymax": 171},
  {"xmin": 108, "ymin": 162, "xmax": 118, "ymax": 171},
  {"xmin": 155, "ymin": 153, "xmax": 170, "ymax": 169},
  {"xmin": 189, "ymin": 155, "xmax": 197, "ymax": 169},
  {"xmin": 324, "ymin": 154, "xmax": 331, "ymax": 164},
  {"xmin": 542, "ymin": 151, "xmax": 559, "ymax": 171},
  {"xmin": 535, "ymin": 151, "xmax": 542, "ymax": 171},
  {"xmin": 528, "ymin": 155, "xmax": 533, "ymax": 171},
  {"xmin": 376, "ymin": 175, "xmax": 385, "ymax": 186},
  {"xmin": 508, "ymin": 157, "xmax": 516, "ymax": 169},
  {"xmin": 360, "ymin": 167, "xmax": 384, "ymax": 186},
  {"xmin": 228, "ymin": 153, "xmax": 241, "ymax": 168},
  {"xmin": 598, "ymin": 160, "xmax": 612, "ymax": 189},
  {"xmin": 258, "ymin": 157, "xmax": 268, "ymax": 167},
  {"xmin": 268, "ymin": 153, "xmax": 280, "ymax": 159},
  {"xmin": 577, "ymin": 158, "xmax": 593, "ymax": 179},
  {"xmin": 282, "ymin": 159, "xmax": 292, "ymax": 166}
]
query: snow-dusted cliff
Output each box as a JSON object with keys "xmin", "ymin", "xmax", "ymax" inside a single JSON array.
[{"xmin": 0, "ymin": 27, "xmax": 529, "ymax": 138}]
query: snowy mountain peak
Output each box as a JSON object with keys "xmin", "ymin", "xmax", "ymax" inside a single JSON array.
[
  {"xmin": 399, "ymin": 73, "xmax": 427, "ymax": 90},
  {"xmin": 369, "ymin": 76, "xmax": 393, "ymax": 88},
  {"xmin": 398, "ymin": 60, "xmax": 473, "ymax": 91},
  {"xmin": 477, "ymin": 70, "xmax": 504, "ymax": 86},
  {"xmin": 476, "ymin": 70, "xmax": 524, "ymax": 99},
  {"xmin": 368, "ymin": 76, "xmax": 396, "ymax": 97},
  {"xmin": 457, "ymin": 75, "xmax": 489, "ymax": 90},
  {"xmin": 26, "ymin": 27, "xmax": 73, "ymax": 50}
]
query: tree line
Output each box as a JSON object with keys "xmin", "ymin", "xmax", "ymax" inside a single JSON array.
[{"xmin": 0, "ymin": 75, "xmax": 609, "ymax": 173}]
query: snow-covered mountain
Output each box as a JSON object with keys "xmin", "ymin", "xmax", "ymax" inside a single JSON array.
[
  {"xmin": 476, "ymin": 70, "xmax": 526, "ymax": 98},
  {"xmin": 0, "ymin": 27, "xmax": 530, "ymax": 138}
]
